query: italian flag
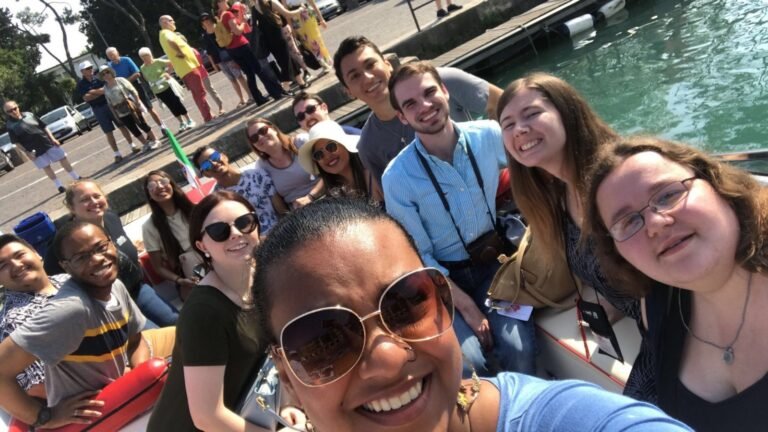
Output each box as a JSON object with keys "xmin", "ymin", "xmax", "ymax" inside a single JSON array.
[{"xmin": 162, "ymin": 126, "xmax": 203, "ymax": 192}]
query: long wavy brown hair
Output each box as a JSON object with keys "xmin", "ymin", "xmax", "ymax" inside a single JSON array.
[
  {"xmin": 496, "ymin": 72, "xmax": 619, "ymax": 260},
  {"xmin": 245, "ymin": 117, "xmax": 298, "ymax": 161},
  {"xmin": 584, "ymin": 136, "xmax": 768, "ymax": 297}
]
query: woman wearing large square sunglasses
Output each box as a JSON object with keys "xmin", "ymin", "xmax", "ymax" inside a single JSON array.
[
  {"xmin": 252, "ymin": 197, "xmax": 691, "ymax": 432},
  {"xmin": 148, "ymin": 191, "xmax": 265, "ymax": 431}
]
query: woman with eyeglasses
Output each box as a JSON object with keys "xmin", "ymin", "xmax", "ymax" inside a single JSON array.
[
  {"xmin": 99, "ymin": 65, "xmax": 160, "ymax": 155},
  {"xmin": 191, "ymin": 145, "xmax": 280, "ymax": 234},
  {"xmin": 251, "ymin": 197, "xmax": 690, "ymax": 432},
  {"xmin": 141, "ymin": 170, "xmax": 198, "ymax": 301},
  {"xmin": 245, "ymin": 117, "xmax": 324, "ymax": 213},
  {"xmin": 43, "ymin": 180, "xmax": 178, "ymax": 327},
  {"xmin": 496, "ymin": 72, "xmax": 657, "ymax": 402},
  {"xmin": 584, "ymin": 136, "xmax": 768, "ymax": 431},
  {"xmin": 297, "ymin": 120, "xmax": 382, "ymax": 202},
  {"xmin": 148, "ymin": 190, "xmax": 265, "ymax": 432}
]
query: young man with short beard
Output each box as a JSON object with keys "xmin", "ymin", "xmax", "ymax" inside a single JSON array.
[
  {"xmin": 333, "ymin": 36, "xmax": 501, "ymax": 187},
  {"xmin": 0, "ymin": 222, "xmax": 148, "ymax": 430},
  {"xmin": 383, "ymin": 61, "xmax": 536, "ymax": 377}
]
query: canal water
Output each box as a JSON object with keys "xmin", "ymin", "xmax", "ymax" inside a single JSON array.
[{"xmin": 484, "ymin": 0, "xmax": 768, "ymax": 154}]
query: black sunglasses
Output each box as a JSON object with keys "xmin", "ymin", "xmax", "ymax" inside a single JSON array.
[
  {"xmin": 312, "ymin": 141, "xmax": 339, "ymax": 162},
  {"xmin": 295, "ymin": 104, "xmax": 319, "ymax": 122},
  {"xmin": 248, "ymin": 125, "xmax": 270, "ymax": 143},
  {"xmin": 202, "ymin": 212, "xmax": 259, "ymax": 242}
]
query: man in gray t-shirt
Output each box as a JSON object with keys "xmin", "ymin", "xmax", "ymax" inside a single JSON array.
[
  {"xmin": 332, "ymin": 36, "xmax": 502, "ymax": 186},
  {"xmin": 0, "ymin": 222, "xmax": 148, "ymax": 429}
]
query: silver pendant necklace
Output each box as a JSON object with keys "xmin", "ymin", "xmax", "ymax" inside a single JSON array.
[{"xmin": 678, "ymin": 272, "xmax": 752, "ymax": 365}]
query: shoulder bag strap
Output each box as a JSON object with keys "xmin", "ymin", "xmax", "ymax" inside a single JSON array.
[
  {"xmin": 415, "ymin": 149, "xmax": 470, "ymax": 252},
  {"xmin": 463, "ymin": 142, "xmax": 498, "ymax": 230}
]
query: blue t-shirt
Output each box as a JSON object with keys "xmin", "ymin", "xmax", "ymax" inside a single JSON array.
[
  {"xmin": 76, "ymin": 77, "xmax": 107, "ymax": 107},
  {"xmin": 490, "ymin": 373, "xmax": 692, "ymax": 431},
  {"xmin": 110, "ymin": 56, "xmax": 140, "ymax": 79}
]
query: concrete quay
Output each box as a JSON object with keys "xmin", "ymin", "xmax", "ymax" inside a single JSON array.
[{"xmin": 0, "ymin": 0, "xmax": 600, "ymax": 232}]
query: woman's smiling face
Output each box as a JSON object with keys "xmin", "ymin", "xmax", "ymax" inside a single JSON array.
[
  {"xmin": 499, "ymin": 88, "xmax": 567, "ymax": 176},
  {"xmin": 268, "ymin": 220, "xmax": 462, "ymax": 432},
  {"xmin": 596, "ymin": 151, "xmax": 740, "ymax": 289}
]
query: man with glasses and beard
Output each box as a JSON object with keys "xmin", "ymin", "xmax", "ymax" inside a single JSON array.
[
  {"xmin": 383, "ymin": 62, "xmax": 536, "ymax": 378},
  {"xmin": 0, "ymin": 222, "xmax": 148, "ymax": 430},
  {"xmin": 3, "ymin": 100, "xmax": 81, "ymax": 193}
]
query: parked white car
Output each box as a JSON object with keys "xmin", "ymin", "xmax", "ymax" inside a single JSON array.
[
  {"xmin": 40, "ymin": 105, "xmax": 91, "ymax": 142},
  {"xmin": 0, "ymin": 132, "xmax": 16, "ymax": 173},
  {"xmin": 75, "ymin": 102, "xmax": 98, "ymax": 127}
]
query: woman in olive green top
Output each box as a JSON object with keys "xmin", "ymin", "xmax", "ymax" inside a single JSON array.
[
  {"xmin": 148, "ymin": 191, "xmax": 265, "ymax": 431},
  {"xmin": 138, "ymin": 47, "xmax": 194, "ymax": 133}
]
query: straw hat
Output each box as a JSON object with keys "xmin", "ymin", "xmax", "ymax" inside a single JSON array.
[{"xmin": 298, "ymin": 121, "xmax": 359, "ymax": 176}]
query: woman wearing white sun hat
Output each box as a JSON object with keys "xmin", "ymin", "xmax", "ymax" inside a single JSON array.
[{"xmin": 298, "ymin": 120, "xmax": 383, "ymax": 202}]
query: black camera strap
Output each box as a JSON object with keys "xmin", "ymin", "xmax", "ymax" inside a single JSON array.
[{"xmin": 415, "ymin": 139, "xmax": 497, "ymax": 256}]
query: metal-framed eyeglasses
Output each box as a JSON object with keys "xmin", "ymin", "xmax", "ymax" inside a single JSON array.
[{"xmin": 608, "ymin": 177, "xmax": 696, "ymax": 242}]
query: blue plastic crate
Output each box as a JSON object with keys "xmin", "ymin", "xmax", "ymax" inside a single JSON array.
[{"xmin": 13, "ymin": 212, "xmax": 56, "ymax": 256}]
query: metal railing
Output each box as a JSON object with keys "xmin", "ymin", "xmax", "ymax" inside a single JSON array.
[{"xmin": 405, "ymin": 0, "xmax": 436, "ymax": 32}]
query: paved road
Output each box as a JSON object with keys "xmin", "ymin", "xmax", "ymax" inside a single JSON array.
[{"xmin": 0, "ymin": 0, "xmax": 449, "ymax": 232}]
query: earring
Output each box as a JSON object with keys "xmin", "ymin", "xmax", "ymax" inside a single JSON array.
[
  {"xmin": 404, "ymin": 345, "xmax": 416, "ymax": 362},
  {"xmin": 204, "ymin": 252, "xmax": 210, "ymax": 258}
]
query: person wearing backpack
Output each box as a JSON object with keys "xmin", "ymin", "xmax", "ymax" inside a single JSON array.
[{"xmin": 215, "ymin": 0, "xmax": 286, "ymax": 105}]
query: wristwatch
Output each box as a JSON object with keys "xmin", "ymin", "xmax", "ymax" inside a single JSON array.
[{"xmin": 32, "ymin": 405, "xmax": 53, "ymax": 428}]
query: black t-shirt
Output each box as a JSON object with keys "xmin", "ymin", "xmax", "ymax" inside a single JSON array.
[
  {"xmin": 44, "ymin": 211, "xmax": 143, "ymax": 297},
  {"xmin": 147, "ymin": 285, "xmax": 264, "ymax": 431},
  {"xmin": 76, "ymin": 77, "xmax": 108, "ymax": 107},
  {"xmin": 201, "ymin": 32, "xmax": 222, "ymax": 64},
  {"xmin": 6, "ymin": 112, "xmax": 54, "ymax": 155}
]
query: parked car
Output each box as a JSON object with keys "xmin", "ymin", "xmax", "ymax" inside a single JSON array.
[
  {"xmin": 0, "ymin": 132, "xmax": 16, "ymax": 173},
  {"xmin": 40, "ymin": 105, "xmax": 91, "ymax": 142},
  {"xmin": 75, "ymin": 102, "xmax": 98, "ymax": 127},
  {"xmin": 316, "ymin": 0, "xmax": 344, "ymax": 20}
]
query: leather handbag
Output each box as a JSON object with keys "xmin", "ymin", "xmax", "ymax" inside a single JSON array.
[
  {"xmin": 487, "ymin": 227, "xmax": 576, "ymax": 309},
  {"xmin": 237, "ymin": 355, "xmax": 303, "ymax": 431}
]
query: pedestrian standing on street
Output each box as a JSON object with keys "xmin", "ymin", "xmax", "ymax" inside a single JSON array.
[
  {"xmin": 3, "ymin": 101, "xmax": 81, "ymax": 194},
  {"xmin": 99, "ymin": 66, "xmax": 160, "ymax": 156},
  {"xmin": 158, "ymin": 15, "xmax": 214, "ymax": 123},
  {"xmin": 199, "ymin": 13, "xmax": 251, "ymax": 107},
  {"xmin": 75, "ymin": 60, "xmax": 139, "ymax": 163},
  {"xmin": 138, "ymin": 47, "xmax": 196, "ymax": 133},
  {"xmin": 281, "ymin": 0, "xmax": 332, "ymax": 71},
  {"xmin": 192, "ymin": 48, "xmax": 225, "ymax": 115},
  {"xmin": 106, "ymin": 47, "xmax": 164, "ymax": 128},
  {"xmin": 434, "ymin": 0, "xmax": 462, "ymax": 19},
  {"xmin": 215, "ymin": 0, "xmax": 285, "ymax": 104},
  {"xmin": 250, "ymin": 0, "xmax": 309, "ymax": 90}
]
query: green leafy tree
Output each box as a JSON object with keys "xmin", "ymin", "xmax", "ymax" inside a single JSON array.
[{"xmin": 79, "ymin": 0, "xmax": 210, "ymax": 60}]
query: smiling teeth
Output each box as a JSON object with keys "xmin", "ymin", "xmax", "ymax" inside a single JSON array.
[
  {"xmin": 363, "ymin": 380, "xmax": 422, "ymax": 413},
  {"xmin": 228, "ymin": 243, "xmax": 248, "ymax": 252},
  {"xmin": 520, "ymin": 139, "xmax": 540, "ymax": 151}
]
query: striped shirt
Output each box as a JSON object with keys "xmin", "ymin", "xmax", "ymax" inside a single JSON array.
[
  {"xmin": 11, "ymin": 278, "xmax": 145, "ymax": 406},
  {"xmin": 382, "ymin": 120, "xmax": 506, "ymax": 275}
]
